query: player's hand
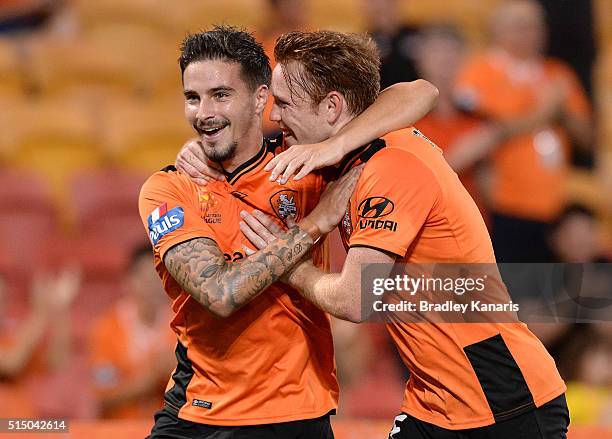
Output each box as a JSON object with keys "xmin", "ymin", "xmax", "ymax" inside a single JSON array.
[
  {"xmin": 533, "ymin": 77, "xmax": 568, "ymax": 126},
  {"xmin": 264, "ymin": 138, "xmax": 344, "ymax": 184},
  {"xmin": 239, "ymin": 210, "xmax": 285, "ymax": 251},
  {"xmin": 30, "ymin": 267, "xmax": 81, "ymax": 316},
  {"xmin": 48, "ymin": 266, "xmax": 81, "ymax": 310},
  {"xmin": 304, "ymin": 165, "xmax": 363, "ymax": 235},
  {"xmin": 175, "ymin": 138, "xmax": 225, "ymax": 185}
]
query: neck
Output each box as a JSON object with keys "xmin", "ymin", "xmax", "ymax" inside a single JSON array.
[
  {"xmin": 496, "ymin": 44, "xmax": 538, "ymax": 62},
  {"xmin": 220, "ymin": 121, "xmax": 264, "ymax": 174},
  {"xmin": 221, "ymin": 138, "xmax": 263, "ymax": 174},
  {"xmin": 329, "ymin": 113, "xmax": 355, "ymax": 140}
]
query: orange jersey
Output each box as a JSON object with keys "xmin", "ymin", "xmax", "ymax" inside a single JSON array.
[
  {"xmin": 88, "ymin": 299, "xmax": 174, "ymax": 419},
  {"xmin": 0, "ymin": 332, "xmax": 45, "ymax": 417},
  {"xmin": 338, "ymin": 128, "xmax": 565, "ymax": 429},
  {"xmin": 454, "ymin": 51, "xmax": 591, "ymax": 221},
  {"xmin": 138, "ymin": 135, "xmax": 338, "ymax": 426},
  {"xmin": 414, "ymin": 111, "xmax": 488, "ymax": 221}
]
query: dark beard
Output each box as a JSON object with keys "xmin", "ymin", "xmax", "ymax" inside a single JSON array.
[{"xmin": 205, "ymin": 141, "xmax": 238, "ymax": 163}]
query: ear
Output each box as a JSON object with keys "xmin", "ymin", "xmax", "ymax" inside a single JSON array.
[
  {"xmin": 254, "ymin": 84, "xmax": 269, "ymax": 115},
  {"xmin": 324, "ymin": 91, "xmax": 345, "ymax": 125}
]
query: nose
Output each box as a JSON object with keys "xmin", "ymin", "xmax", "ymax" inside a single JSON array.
[
  {"xmin": 196, "ymin": 98, "xmax": 217, "ymax": 121},
  {"xmin": 269, "ymin": 102, "xmax": 281, "ymax": 122}
]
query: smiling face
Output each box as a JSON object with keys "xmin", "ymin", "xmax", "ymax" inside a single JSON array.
[
  {"xmin": 183, "ymin": 59, "xmax": 266, "ymax": 164},
  {"xmin": 269, "ymin": 63, "xmax": 333, "ymax": 146}
]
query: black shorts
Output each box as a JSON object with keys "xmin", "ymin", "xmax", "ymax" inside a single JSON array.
[
  {"xmin": 147, "ymin": 407, "xmax": 335, "ymax": 439},
  {"xmin": 388, "ymin": 394, "xmax": 569, "ymax": 439}
]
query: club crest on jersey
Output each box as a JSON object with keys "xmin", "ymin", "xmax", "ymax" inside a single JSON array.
[
  {"xmin": 147, "ymin": 203, "xmax": 184, "ymax": 245},
  {"xmin": 270, "ymin": 189, "xmax": 299, "ymax": 220}
]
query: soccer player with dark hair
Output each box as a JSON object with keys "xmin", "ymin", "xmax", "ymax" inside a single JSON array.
[
  {"xmin": 140, "ymin": 26, "xmax": 438, "ymax": 438},
  {"xmin": 229, "ymin": 30, "xmax": 570, "ymax": 438}
]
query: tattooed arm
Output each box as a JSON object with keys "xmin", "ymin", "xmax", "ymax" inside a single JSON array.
[
  {"xmin": 163, "ymin": 228, "xmax": 313, "ymax": 318},
  {"xmin": 161, "ymin": 166, "xmax": 363, "ymax": 318}
]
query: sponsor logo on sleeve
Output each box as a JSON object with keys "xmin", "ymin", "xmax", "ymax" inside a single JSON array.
[
  {"xmin": 147, "ymin": 203, "xmax": 185, "ymax": 245},
  {"xmin": 358, "ymin": 196, "xmax": 398, "ymax": 232}
]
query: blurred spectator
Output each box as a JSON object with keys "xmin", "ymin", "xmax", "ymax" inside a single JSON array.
[
  {"xmin": 529, "ymin": 204, "xmax": 612, "ymax": 396},
  {"xmin": 537, "ymin": 0, "xmax": 597, "ymax": 168},
  {"xmin": 362, "ymin": 0, "xmax": 419, "ymax": 89},
  {"xmin": 333, "ymin": 321, "xmax": 404, "ymax": 419},
  {"xmin": 258, "ymin": 0, "xmax": 309, "ymax": 135},
  {"xmin": 0, "ymin": 0, "xmax": 76, "ymax": 37},
  {"xmin": 408, "ymin": 25, "xmax": 489, "ymax": 220},
  {"xmin": 88, "ymin": 245, "xmax": 174, "ymax": 419},
  {"xmin": 549, "ymin": 204, "xmax": 607, "ymax": 264},
  {"xmin": 536, "ymin": 0, "xmax": 596, "ymax": 101},
  {"xmin": 453, "ymin": 0, "xmax": 593, "ymax": 262},
  {"xmin": 559, "ymin": 324, "xmax": 612, "ymax": 426},
  {"xmin": 0, "ymin": 268, "xmax": 79, "ymax": 417}
]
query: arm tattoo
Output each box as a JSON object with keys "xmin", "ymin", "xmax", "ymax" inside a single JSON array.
[{"xmin": 163, "ymin": 227, "xmax": 313, "ymax": 317}]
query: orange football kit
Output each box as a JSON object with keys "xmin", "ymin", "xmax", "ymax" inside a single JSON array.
[
  {"xmin": 138, "ymin": 135, "xmax": 337, "ymax": 426},
  {"xmin": 338, "ymin": 128, "xmax": 565, "ymax": 430}
]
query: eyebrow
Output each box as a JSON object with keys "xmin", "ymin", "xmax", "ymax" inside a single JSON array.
[
  {"xmin": 210, "ymin": 86, "xmax": 234, "ymax": 93},
  {"xmin": 183, "ymin": 86, "xmax": 234, "ymax": 97},
  {"xmin": 273, "ymin": 94, "xmax": 290, "ymax": 105}
]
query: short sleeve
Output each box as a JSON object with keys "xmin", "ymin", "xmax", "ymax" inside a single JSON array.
[
  {"xmin": 348, "ymin": 149, "xmax": 440, "ymax": 257},
  {"xmin": 138, "ymin": 171, "xmax": 216, "ymax": 261},
  {"xmin": 454, "ymin": 58, "xmax": 494, "ymax": 118}
]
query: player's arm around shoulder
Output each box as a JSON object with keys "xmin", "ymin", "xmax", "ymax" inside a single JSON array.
[
  {"xmin": 285, "ymin": 245, "xmax": 395, "ymax": 323},
  {"xmin": 138, "ymin": 170, "xmax": 315, "ymax": 318},
  {"xmin": 162, "ymin": 229, "xmax": 313, "ymax": 318}
]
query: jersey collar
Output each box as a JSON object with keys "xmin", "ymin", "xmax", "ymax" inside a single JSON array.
[{"xmin": 338, "ymin": 138, "xmax": 386, "ymax": 177}]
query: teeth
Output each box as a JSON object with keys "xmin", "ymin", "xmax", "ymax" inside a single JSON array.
[{"xmin": 203, "ymin": 126, "xmax": 224, "ymax": 134}]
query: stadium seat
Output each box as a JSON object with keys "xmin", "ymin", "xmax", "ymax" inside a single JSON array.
[
  {"xmin": 178, "ymin": 0, "xmax": 267, "ymax": 31},
  {"xmin": 70, "ymin": 168, "xmax": 148, "ymax": 251},
  {"xmin": 0, "ymin": 170, "xmax": 59, "ymax": 309},
  {"xmin": 0, "ymin": 38, "xmax": 27, "ymax": 96},
  {"xmin": 41, "ymin": 234, "xmax": 131, "ymax": 345},
  {"xmin": 8, "ymin": 98, "xmax": 106, "ymax": 214},
  {"xmin": 104, "ymin": 98, "xmax": 191, "ymax": 173},
  {"xmin": 29, "ymin": 36, "xmax": 143, "ymax": 97},
  {"xmin": 73, "ymin": 0, "xmax": 183, "ymax": 37},
  {"xmin": 28, "ymin": 23, "xmax": 178, "ymax": 99}
]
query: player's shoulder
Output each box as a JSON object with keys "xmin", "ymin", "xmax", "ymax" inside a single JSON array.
[
  {"xmin": 140, "ymin": 165, "xmax": 196, "ymax": 198},
  {"xmin": 378, "ymin": 128, "xmax": 442, "ymax": 162},
  {"xmin": 361, "ymin": 130, "xmax": 442, "ymax": 181},
  {"xmin": 543, "ymin": 57, "xmax": 577, "ymax": 78}
]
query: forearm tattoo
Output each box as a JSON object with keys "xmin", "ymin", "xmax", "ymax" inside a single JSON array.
[{"xmin": 163, "ymin": 227, "xmax": 313, "ymax": 317}]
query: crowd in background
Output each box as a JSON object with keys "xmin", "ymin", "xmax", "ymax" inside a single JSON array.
[{"xmin": 0, "ymin": 0, "xmax": 611, "ymax": 426}]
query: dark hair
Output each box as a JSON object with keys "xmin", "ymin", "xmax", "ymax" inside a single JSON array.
[
  {"xmin": 274, "ymin": 30, "xmax": 380, "ymax": 116},
  {"xmin": 179, "ymin": 25, "xmax": 272, "ymax": 90}
]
